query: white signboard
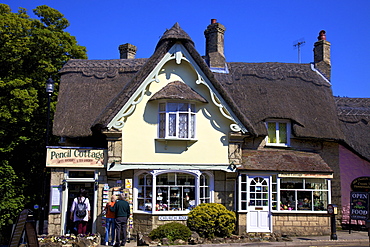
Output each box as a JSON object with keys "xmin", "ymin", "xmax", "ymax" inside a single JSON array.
[
  {"xmin": 46, "ymin": 147, "xmax": 106, "ymax": 167},
  {"xmin": 158, "ymin": 216, "xmax": 188, "ymax": 221}
]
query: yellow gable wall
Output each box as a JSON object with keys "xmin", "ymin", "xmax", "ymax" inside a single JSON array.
[{"xmin": 121, "ymin": 59, "xmax": 233, "ymax": 164}]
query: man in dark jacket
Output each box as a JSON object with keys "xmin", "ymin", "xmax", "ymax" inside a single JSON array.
[{"xmin": 110, "ymin": 194, "xmax": 130, "ymax": 247}]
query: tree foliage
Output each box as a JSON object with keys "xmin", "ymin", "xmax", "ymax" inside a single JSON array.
[
  {"xmin": 0, "ymin": 161, "xmax": 25, "ymax": 226},
  {"xmin": 0, "ymin": 3, "xmax": 86, "ymax": 236}
]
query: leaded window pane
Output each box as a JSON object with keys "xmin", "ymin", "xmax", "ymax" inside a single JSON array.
[
  {"xmin": 168, "ymin": 114, "xmax": 176, "ymax": 137},
  {"xmin": 279, "ymin": 123, "xmax": 287, "ymax": 143},
  {"xmin": 178, "ymin": 113, "xmax": 188, "ymax": 138},
  {"xmin": 267, "ymin": 122, "xmax": 276, "ymax": 143},
  {"xmin": 159, "ymin": 113, "xmax": 166, "ymax": 138}
]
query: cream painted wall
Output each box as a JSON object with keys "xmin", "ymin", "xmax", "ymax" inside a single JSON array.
[{"xmin": 121, "ymin": 59, "xmax": 233, "ymax": 164}]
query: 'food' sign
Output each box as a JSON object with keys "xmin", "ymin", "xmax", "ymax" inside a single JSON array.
[{"xmin": 350, "ymin": 191, "xmax": 369, "ymax": 220}]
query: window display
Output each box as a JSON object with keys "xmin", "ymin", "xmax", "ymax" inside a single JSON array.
[
  {"xmin": 156, "ymin": 173, "xmax": 195, "ymax": 211},
  {"xmin": 135, "ymin": 171, "xmax": 211, "ymax": 213},
  {"xmin": 239, "ymin": 174, "xmax": 330, "ymax": 213},
  {"xmin": 279, "ymin": 178, "xmax": 328, "ymax": 211}
]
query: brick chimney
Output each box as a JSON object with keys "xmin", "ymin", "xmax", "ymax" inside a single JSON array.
[
  {"xmin": 204, "ymin": 19, "xmax": 226, "ymax": 68},
  {"xmin": 313, "ymin": 30, "xmax": 331, "ymax": 80},
  {"xmin": 119, "ymin": 43, "xmax": 137, "ymax": 59}
]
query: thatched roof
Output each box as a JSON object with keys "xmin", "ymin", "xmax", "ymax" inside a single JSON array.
[
  {"xmin": 216, "ymin": 62, "xmax": 344, "ymax": 139},
  {"xmin": 240, "ymin": 150, "xmax": 333, "ymax": 172},
  {"xmin": 54, "ymin": 58, "xmax": 147, "ymax": 137},
  {"xmin": 149, "ymin": 81, "xmax": 207, "ymax": 102},
  {"xmin": 54, "ymin": 22, "xmax": 344, "ymax": 145},
  {"xmin": 335, "ymin": 97, "xmax": 370, "ymax": 161}
]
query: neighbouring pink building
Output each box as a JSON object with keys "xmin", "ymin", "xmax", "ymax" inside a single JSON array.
[{"xmin": 336, "ymin": 98, "xmax": 370, "ymax": 227}]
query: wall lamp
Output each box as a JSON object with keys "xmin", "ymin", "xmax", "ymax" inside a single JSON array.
[
  {"xmin": 95, "ymin": 180, "xmax": 99, "ymax": 191},
  {"xmin": 61, "ymin": 179, "xmax": 67, "ymax": 191}
]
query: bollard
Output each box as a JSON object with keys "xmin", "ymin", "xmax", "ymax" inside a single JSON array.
[{"xmin": 327, "ymin": 204, "xmax": 338, "ymax": 240}]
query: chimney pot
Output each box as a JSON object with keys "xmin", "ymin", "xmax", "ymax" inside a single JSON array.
[
  {"xmin": 317, "ymin": 30, "xmax": 326, "ymax": 41},
  {"xmin": 119, "ymin": 43, "xmax": 137, "ymax": 59},
  {"xmin": 211, "ymin": 19, "xmax": 217, "ymax": 24}
]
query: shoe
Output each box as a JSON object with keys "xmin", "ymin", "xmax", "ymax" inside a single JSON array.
[
  {"xmin": 110, "ymin": 242, "xmax": 115, "ymax": 246},
  {"xmin": 105, "ymin": 242, "xmax": 108, "ymax": 246}
]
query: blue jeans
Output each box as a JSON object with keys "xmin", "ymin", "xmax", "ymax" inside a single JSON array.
[{"xmin": 105, "ymin": 217, "xmax": 115, "ymax": 243}]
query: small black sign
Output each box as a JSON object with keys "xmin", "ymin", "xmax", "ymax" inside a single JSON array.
[
  {"xmin": 351, "ymin": 177, "xmax": 370, "ymax": 192},
  {"xmin": 350, "ymin": 191, "xmax": 369, "ymax": 220}
]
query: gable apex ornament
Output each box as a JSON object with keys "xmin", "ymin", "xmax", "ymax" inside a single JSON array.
[{"xmin": 108, "ymin": 44, "xmax": 245, "ymax": 133}]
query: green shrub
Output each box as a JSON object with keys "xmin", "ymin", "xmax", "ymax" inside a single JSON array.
[
  {"xmin": 187, "ymin": 203, "xmax": 236, "ymax": 239},
  {"xmin": 149, "ymin": 222, "xmax": 192, "ymax": 243}
]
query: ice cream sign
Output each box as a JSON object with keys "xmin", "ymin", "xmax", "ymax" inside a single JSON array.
[{"xmin": 46, "ymin": 147, "xmax": 107, "ymax": 167}]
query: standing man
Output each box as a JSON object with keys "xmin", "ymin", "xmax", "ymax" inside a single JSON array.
[{"xmin": 110, "ymin": 193, "xmax": 130, "ymax": 247}]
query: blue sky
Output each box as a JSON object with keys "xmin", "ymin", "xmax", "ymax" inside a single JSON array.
[{"xmin": 3, "ymin": 0, "xmax": 370, "ymax": 97}]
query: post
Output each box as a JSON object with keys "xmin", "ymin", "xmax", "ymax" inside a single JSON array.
[
  {"xmin": 327, "ymin": 204, "xmax": 338, "ymax": 240},
  {"xmin": 330, "ymin": 214, "xmax": 338, "ymax": 240},
  {"xmin": 39, "ymin": 78, "xmax": 55, "ymax": 234}
]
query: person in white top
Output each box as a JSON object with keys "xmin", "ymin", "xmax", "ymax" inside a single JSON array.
[{"xmin": 70, "ymin": 188, "xmax": 91, "ymax": 234}]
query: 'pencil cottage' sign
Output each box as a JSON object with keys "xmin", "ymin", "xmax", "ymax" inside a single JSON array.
[{"xmin": 46, "ymin": 147, "xmax": 106, "ymax": 167}]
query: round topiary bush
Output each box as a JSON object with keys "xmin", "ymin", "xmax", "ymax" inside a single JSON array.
[
  {"xmin": 187, "ymin": 203, "xmax": 236, "ymax": 239},
  {"xmin": 149, "ymin": 222, "xmax": 192, "ymax": 243}
]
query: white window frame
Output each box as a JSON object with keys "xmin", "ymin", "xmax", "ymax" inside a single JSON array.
[
  {"xmin": 238, "ymin": 173, "xmax": 331, "ymax": 213},
  {"xmin": 158, "ymin": 102, "xmax": 196, "ymax": 140},
  {"xmin": 133, "ymin": 170, "xmax": 214, "ymax": 214},
  {"xmin": 274, "ymin": 177, "xmax": 331, "ymax": 213},
  {"xmin": 265, "ymin": 120, "xmax": 291, "ymax": 147}
]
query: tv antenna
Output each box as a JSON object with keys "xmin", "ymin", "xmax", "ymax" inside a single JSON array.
[{"xmin": 293, "ymin": 38, "xmax": 305, "ymax": 63}]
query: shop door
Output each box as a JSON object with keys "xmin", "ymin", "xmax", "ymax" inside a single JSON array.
[
  {"xmin": 247, "ymin": 176, "xmax": 271, "ymax": 232},
  {"xmin": 65, "ymin": 182, "xmax": 95, "ymax": 234}
]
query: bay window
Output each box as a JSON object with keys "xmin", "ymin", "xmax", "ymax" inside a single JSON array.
[{"xmin": 135, "ymin": 170, "xmax": 213, "ymax": 213}]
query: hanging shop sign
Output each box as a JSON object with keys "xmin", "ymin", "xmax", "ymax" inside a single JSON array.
[
  {"xmin": 46, "ymin": 147, "xmax": 107, "ymax": 167},
  {"xmin": 351, "ymin": 176, "xmax": 370, "ymax": 192}
]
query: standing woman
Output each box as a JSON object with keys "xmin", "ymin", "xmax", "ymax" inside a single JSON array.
[
  {"xmin": 70, "ymin": 188, "xmax": 91, "ymax": 234},
  {"xmin": 104, "ymin": 195, "xmax": 117, "ymax": 245}
]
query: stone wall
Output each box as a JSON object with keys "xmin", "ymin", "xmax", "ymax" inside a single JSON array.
[
  {"xmin": 48, "ymin": 168, "xmax": 64, "ymax": 235},
  {"xmin": 273, "ymin": 213, "xmax": 330, "ymax": 236},
  {"xmin": 236, "ymin": 213, "xmax": 330, "ymax": 236},
  {"xmin": 214, "ymin": 171, "xmax": 236, "ymax": 210}
]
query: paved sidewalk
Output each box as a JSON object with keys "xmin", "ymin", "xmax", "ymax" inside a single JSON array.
[{"xmin": 109, "ymin": 230, "xmax": 369, "ymax": 247}]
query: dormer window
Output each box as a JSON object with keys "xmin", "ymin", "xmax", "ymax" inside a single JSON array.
[
  {"xmin": 266, "ymin": 120, "xmax": 291, "ymax": 147},
  {"xmin": 158, "ymin": 102, "xmax": 196, "ymax": 139}
]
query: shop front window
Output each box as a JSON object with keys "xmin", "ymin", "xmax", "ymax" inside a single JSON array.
[
  {"xmin": 137, "ymin": 173, "xmax": 152, "ymax": 211},
  {"xmin": 239, "ymin": 174, "xmax": 330, "ymax": 213},
  {"xmin": 135, "ymin": 171, "xmax": 212, "ymax": 213},
  {"xmin": 156, "ymin": 173, "xmax": 196, "ymax": 211},
  {"xmin": 279, "ymin": 178, "xmax": 328, "ymax": 211}
]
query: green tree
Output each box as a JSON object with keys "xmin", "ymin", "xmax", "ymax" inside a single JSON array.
[{"xmin": 0, "ymin": 3, "xmax": 86, "ymax": 237}]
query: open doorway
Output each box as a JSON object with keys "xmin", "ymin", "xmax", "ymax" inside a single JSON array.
[{"xmin": 65, "ymin": 182, "xmax": 95, "ymax": 234}]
